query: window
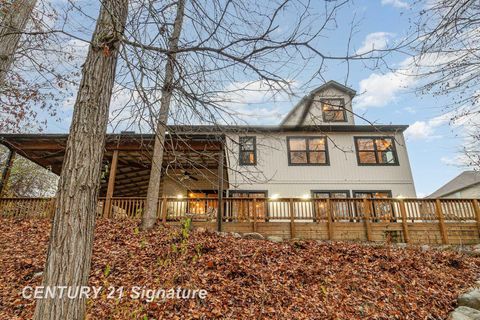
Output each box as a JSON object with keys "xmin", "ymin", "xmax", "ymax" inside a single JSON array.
[
  {"xmin": 287, "ymin": 136, "xmax": 329, "ymax": 165},
  {"xmin": 321, "ymin": 99, "xmax": 347, "ymax": 122},
  {"xmin": 230, "ymin": 191, "xmax": 267, "ymax": 198},
  {"xmin": 312, "ymin": 191, "xmax": 350, "ymax": 199},
  {"xmin": 354, "ymin": 137, "xmax": 399, "ymax": 165},
  {"xmin": 239, "ymin": 136, "xmax": 256, "ymax": 165},
  {"xmin": 353, "ymin": 191, "xmax": 392, "ymax": 199}
]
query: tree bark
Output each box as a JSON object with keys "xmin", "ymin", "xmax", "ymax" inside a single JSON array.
[
  {"xmin": 0, "ymin": 0, "xmax": 37, "ymax": 83},
  {"xmin": 141, "ymin": 0, "xmax": 186, "ymax": 230},
  {"xmin": 33, "ymin": 1, "xmax": 128, "ymax": 319}
]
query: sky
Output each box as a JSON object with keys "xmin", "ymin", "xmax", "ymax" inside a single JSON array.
[{"xmin": 37, "ymin": 0, "xmax": 476, "ymax": 198}]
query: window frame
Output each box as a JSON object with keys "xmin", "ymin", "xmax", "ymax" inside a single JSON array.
[
  {"xmin": 229, "ymin": 190, "xmax": 268, "ymax": 198},
  {"xmin": 311, "ymin": 190, "xmax": 351, "ymax": 198},
  {"xmin": 321, "ymin": 98, "xmax": 348, "ymax": 123},
  {"xmin": 354, "ymin": 136, "xmax": 399, "ymax": 166},
  {"xmin": 286, "ymin": 136, "xmax": 330, "ymax": 166},
  {"xmin": 352, "ymin": 190, "xmax": 393, "ymax": 198},
  {"xmin": 238, "ymin": 136, "xmax": 257, "ymax": 166}
]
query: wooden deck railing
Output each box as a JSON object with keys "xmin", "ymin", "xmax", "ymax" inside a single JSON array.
[{"xmin": 1, "ymin": 197, "xmax": 479, "ymax": 244}]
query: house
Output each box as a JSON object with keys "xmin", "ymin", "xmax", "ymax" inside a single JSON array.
[
  {"xmin": 226, "ymin": 80, "xmax": 416, "ymax": 201},
  {"xmin": 428, "ymin": 171, "xmax": 480, "ymax": 199},
  {"xmin": 0, "ymin": 80, "xmax": 416, "ymax": 204},
  {"xmin": 3, "ymin": 81, "xmax": 480, "ymax": 244}
]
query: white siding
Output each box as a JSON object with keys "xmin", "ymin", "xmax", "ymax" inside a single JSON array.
[
  {"xmin": 442, "ymin": 184, "xmax": 480, "ymax": 199},
  {"xmin": 227, "ymin": 131, "xmax": 416, "ymax": 198}
]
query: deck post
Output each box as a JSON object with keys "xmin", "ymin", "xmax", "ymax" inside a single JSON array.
[
  {"xmin": 252, "ymin": 198, "xmax": 257, "ymax": 232},
  {"xmin": 0, "ymin": 149, "xmax": 15, "ymax": 197},
  {"xmin": 161, "ymin": 197, "xmax": 168, "ymax": 224},
  {"xmin": 326, "ymin": 198, "xmax": 333, "ymax": 240},
  {"xmin": 217, "ymin": 149, "xmax": 224, "ymax": 232},
  {"xmin": 435, "ymin": 199, "xmax": 449, "ymax": 244},
  {"xmin": 313, "ymin": 198, "xmax": 318, "ymax": 223},
  {"xmin": 289, "ymin": 198, "xmax": 296, "ymax": 239},
  {"xmin": 103, "ymin": 149, "xmax": 119, "ymax": 218},
  {"xmin": 398, "ymin": 199, "xmax": 410, "ymax": 243},
  {"xmin": 363, "ymin": 198, "xmax": 373, "ymax": 241},
  {"xmin": 48, "ymin": 198, "xmax": 56, "ymax": 218},
  {"xmin": 473, "ymin": 199, "xmax": 480, "ymax": 236}
]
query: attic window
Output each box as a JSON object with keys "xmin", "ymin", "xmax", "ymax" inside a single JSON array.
[{"xmin": 321, "ymin": 99, "xmax": 347, "ymax": 122}]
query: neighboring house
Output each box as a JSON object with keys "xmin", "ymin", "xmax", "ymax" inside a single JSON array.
[
  {"xmin": 226, "ymin": 80, "xmax": 416, "ymax": 200},
  {"xmin": 0, "ymin": 80, "xmax": 416, "ymax": 204},
  {"xmin": 428, "ymin": 171, "xmax": 480, "ymax": 199}
]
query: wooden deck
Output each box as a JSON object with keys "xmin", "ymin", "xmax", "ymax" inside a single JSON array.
[{"xmin": 1, "ymin": 197, "xmax": 479, "ymax": 245}]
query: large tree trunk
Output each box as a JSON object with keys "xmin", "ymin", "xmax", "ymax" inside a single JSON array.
[
  {"xmin": 0, "ymin": 0, "xmax": 37, "ymax": 83},
  {"xmin": 33, "ymin": 1, "xmax": 128, "ymax": 319},
  {"xmin": 141, "ymin": 0, "xmax": 186, "ymax": 230}
]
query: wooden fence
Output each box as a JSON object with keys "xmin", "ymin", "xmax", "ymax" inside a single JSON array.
[{"xmin": 1, "ymin": 197, "xmax": 479, "ymax": 245}]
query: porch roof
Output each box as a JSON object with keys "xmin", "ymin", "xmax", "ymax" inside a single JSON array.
[{"xmin": 0, "ymin": 132, "xmax": 226, "ymax": 197}]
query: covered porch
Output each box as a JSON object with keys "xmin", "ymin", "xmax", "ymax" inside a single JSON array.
[{"xmin": 0, "ymin": 132, "xmax": 228, "ymax": 219}]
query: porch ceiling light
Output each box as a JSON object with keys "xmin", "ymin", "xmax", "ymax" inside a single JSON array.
[
  {"xmin": 177, "ymin": 194, "xmax": 184, "ymax": 199},
  {"xmin": 270, "ymin": 194, "xmax": 279, "ymax": 200}
]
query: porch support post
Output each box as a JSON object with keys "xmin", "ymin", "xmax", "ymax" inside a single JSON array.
[
  {"xmin": 217, "ymin": 149, "xmax": 224, "ymax": 232},
  {"xmin": 103, "ymin": 149, "xmax": 119, "ymax": 218},
  {"xmin": 0, "ymin": 149, "xmax": 15, "ymax": 197}
]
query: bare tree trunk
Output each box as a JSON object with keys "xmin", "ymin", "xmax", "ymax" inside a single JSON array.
[
  {"xmin": 33, "ymin": 1, "xmax": 128, "ymax": 319},
  {"xmin": 141, "ymin": 0, "xmax": 186, "ymax": 230},
  {"xmin": 0, "ymin": 0, "xmax": 37, "ymax": 83}
]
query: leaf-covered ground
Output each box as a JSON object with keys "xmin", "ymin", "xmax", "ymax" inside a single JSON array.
[{"xmin": 0, "ymin": 218, "xmax": 479, "ymax": 319}]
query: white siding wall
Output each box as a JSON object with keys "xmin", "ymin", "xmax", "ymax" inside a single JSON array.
[
  {"xmin": 226, "ymin": 131, "xmax": 416, "ymax": 198},
  {"xmin": 443, "ymin": 184, "xmax": 480, "ymax": 199}
]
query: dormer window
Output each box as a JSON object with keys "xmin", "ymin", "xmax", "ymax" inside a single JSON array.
[{"xmin": 321, "ymin": 99, "xmax": 347, "ymax": 122}]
